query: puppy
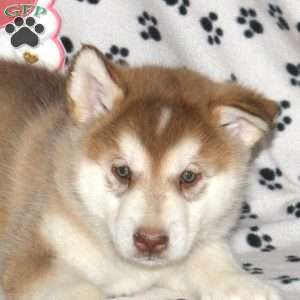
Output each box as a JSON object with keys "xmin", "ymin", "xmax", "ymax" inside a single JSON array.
[{"xmin": 0, "ymin": 45, "xmax": 280, "ymax": 300}]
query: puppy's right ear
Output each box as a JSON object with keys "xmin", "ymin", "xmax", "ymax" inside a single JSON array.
[{"xmin": 66, "ymin": 45, "xmax": 124, "ymax": 124}]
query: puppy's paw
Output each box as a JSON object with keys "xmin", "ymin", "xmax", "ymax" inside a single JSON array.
[
  {"xmin": 202, "ymin": 275, "xmax": 281, "ymax": 300},
  {"xmin": 53, "ymin": 282, "xmax": 105, "ymax": 300}
]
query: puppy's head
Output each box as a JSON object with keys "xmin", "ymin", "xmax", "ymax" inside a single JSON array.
[{"xmin": 67, "ymin": 46, "xmax": 278, "ymax": 267}]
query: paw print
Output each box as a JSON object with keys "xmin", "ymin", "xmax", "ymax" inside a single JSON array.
[
  {"xmin": 276, "ymin": 100, "xmax": 292, "ymax": 131},
  {"xmin": 296, "ymin": 22, "xmax": 300, "ymax": 34},
  {"xmin": 200, "ymin": 12, "xmax": 224, "ymax": 45},
  {"xmin": 286, "ymin": 63, "xmax": 300, "ymax": 86},
  {"xmin": 229, "ymin": 73, "xmax": 238, "ymax": 82},
  {"xmin": 138, "ymin": 12, "xmax": 161, "ymax": 41},
  {"xmin": 242, "ymin": 263, "xmax": 263, "ymax": 275},
  {"xmin": 105, "ymin": 45, "xmax": 129, "ymax": 65},
  {"xmin": 5, "ymin": 16, "xmax": 44, "ymax": 48},
  {"xmin": 162, "ymin": 0, "xmax": 190, "ymax": 16},
  {"xmin": 267, "ymin": 3, "xmax": 289, "ymax": 31},
  {"xmin": 286, "ymin": 255, "xmax": 300, "ymax": 262},
  {"xmin": 258, "ymin": 167, "xmax": 283, "ymax": 190},
  {"xmin": 274, "ymin": 275, "xmax": 300, "ymax": 284},
  {"xmin": 246, "ymin": 226, "xmax": 276, "ymax": 252},
  {"xmin": 60, "ymin": 36, "xmax": 74, "ymax": 66},
  {"xmin": 287, "ymin": 201, "xmax": 300, "ymax": 218},
  {"xmin": 240, "ymin": 201, "xmax": 258, "ymax": 220},
  {"xmin": 76, "ymin": 0, "xmax": 100, "ymax": 4},
  {"xmin": 236, "ymin": 7, "xmax": 263, "ymax": 38}
]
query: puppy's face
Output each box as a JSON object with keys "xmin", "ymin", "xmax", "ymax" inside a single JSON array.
[{"xmin": 68, "ymin": 46, "xmax": 278, "ymax": 267}]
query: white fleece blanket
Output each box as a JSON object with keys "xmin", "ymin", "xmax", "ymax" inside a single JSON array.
[{"xmin": 1, "ymin": 0, "xmax": 300, "ymax": 299}]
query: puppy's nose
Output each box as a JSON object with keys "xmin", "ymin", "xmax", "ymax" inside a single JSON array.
[{"xmin": 133, "ymin": 227, "xmax": 169, "ymax": 255}]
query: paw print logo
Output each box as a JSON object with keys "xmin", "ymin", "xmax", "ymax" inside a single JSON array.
[
  {"xmin": 286, "ymin": 63, "xmax": 300, "ymax": 86},
  {"xmin": 246, "ymin": 226, "xmax": 275, "ymax": 252},
  {"xmin": 60, "ymin": 36, "xmax": 75, "ymax": 66},
  {"xmin": 105, "ymin": 45, "xmax": 129, "ymax": 65},
  {"xmin": 287, "ymin": 201, "xmax": 300, "ymax": 218},
  {"xmin": 162, "ymin": 0, "xmax": 190, "ymax": 16},
  {"xmin": 268, "ymin": 3, "xmax": 289, "ymax": 31},
  {"xmin": 286, "ymin": 255, "xmax": 300, "ymax": 262},
  {"xmin": 276, "ymin": 100, "xmax": 292, "ymax": 131},
  {"xmin": 240, "ymin": 201, "xmax": 257, "ymax": 220},
  {"xmin": 138, "ymin": 12, "xmax": 161, "ymax": 42},
  {"xmin": 242, "ymin": 263, "xmax": 263, "ymax": 275},
  {"xmin": 258, "ymin": 167, "xmax": 283, "ymax": 190},
  {"xmin": 200, "ymin": 12, "xmax": 224, "ymax": 45},
  {"xmin": 236, "ymin": 7, "xmax": 263, "ymax": 38},
  {"xmin": 5, "ymin": 16, "xmax": 44, "ymax": 48},
  {"xmin": 274, "ymin": 275, "xmax": 300, "ymax": 284}
]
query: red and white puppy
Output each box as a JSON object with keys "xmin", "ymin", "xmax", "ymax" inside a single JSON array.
[{"xmin": 0, "ymin": 46, "xmax": 280, "ymax": 300}]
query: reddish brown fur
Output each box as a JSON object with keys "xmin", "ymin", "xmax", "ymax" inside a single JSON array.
[{"xmin": 0, "ymin": 47, "xmax": 278, "ymax": 299}]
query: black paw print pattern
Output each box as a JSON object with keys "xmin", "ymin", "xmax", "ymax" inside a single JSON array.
[
  {"xmin": 286, "ymin": 63, "xmax": 300, "ymax": 86},
  {"xmin": 242, "ymin": 263, "xmax": 264, "ymax": 275},
  {"xmin": 267, "ymin": 3, "xmax": 289, "ymax": 31},
  {"xmin": 162, "ymin": 0, "xmax": 190, "ymax": 16},
  {"xmin": 258, "ymin": 167, "xmax": 283, "ymax": 190},
  {"xmin": 240, "ymin": 201, "xmax": 257, "ymax": 220},
  {"xmin": 138, "ymin": 11, "xmax": 161, "ymax": 41},
  {"xmin": 5, "ymin": 16, "xmax": 44, "ymax": 48},
  {"xmin": 287, "ymin": 201, "xmax": 300, "ymax": 218},
  {"xmin": 246, "ymin": 226, "xmax": 275, "ymax": 252},
  {"xmin": 76, "ymin": 0, "xmax": 100, "ymax": 4},
  {"xmin": 296, "ymin": 22, "xmax": 300, "ymax": 34},
  {"xmin": 200, "ymin": 12, "xmax": 224, "ymax": 45},
  {"xmin": 60, "ymin": 36, "xmax": 74, "ymax": 65},
  {"xmin": 276, "ymin": 100, "xmax": 292, "ymax": 131},
  {"xmin": 286, "ymin": 255, "xmax": 300, "ymax": 262},
  {"xmin": 236, "ymin": 7, "xmax": 263, "ymax": 38},
  {"xmin": 105, "ymin": 45, "xmax": 129, "ymax": 65},
  {"xmin": 274, "ymin": 275, "xmax": 300, "ymax": 285}
]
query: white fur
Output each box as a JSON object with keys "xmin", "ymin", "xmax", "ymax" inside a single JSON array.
[
  {"xmin": 156, "ymin": 107, "xmax": 172, "ymax": 134},
  {"xmin": 75, "ymin": 133, "xmax": 245, "ymax": 264},
  {"xmin": 162, "ymin": 138, "xmax": 201, "ymax": 177},
  {"xmin": 39, "ymin": 131, "xmax": 280, "ymax": 300},
  {"xmin": 118, "ymin": 132, "xmax": 150, "ymax": 173}
]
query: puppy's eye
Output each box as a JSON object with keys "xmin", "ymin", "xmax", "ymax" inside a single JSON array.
[
  {"xmin": 179, "ymin": 170, "xmax": 201, "ymax": 188},
  {"xmin": 113, "ymin": 165, "xmax": 131, "ymax": 181}
]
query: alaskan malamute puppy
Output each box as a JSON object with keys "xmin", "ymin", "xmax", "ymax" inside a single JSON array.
[{"xmin": 0, "ymin": 46, "xmax": 280, "ymax": 300}]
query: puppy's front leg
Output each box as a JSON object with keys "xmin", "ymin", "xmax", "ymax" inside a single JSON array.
[
  {"xmin": 4, "ymin": 264, "xmax": 105, "ymax": 300},
  {"xmin": 163, "ymin": 241, "xmax": 281, "ymax": 300},
  {"xmin": 42, "ymin": 281, "xmax": 105, "ymax": 300}
]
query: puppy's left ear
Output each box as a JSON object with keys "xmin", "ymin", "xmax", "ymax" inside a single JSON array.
[
  {"xmin": 66, "ymin": 45, "xmax": 124, "ymax": 124},
  {"xmin": 211, "ymin": 84, "xmax": 279, "ymax": 148}
]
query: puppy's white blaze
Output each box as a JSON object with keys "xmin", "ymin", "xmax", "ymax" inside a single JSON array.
[
  {"xmin": 156, "ymin": 107, "xmax": 172, "ymax": 134},
  {"xmin": 163, "ymin": 138, "xmax": 201, "ymax": 176},
  {"xmin": 118, "ymin": 132, "xmax": 149, "ymax": 172}
]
